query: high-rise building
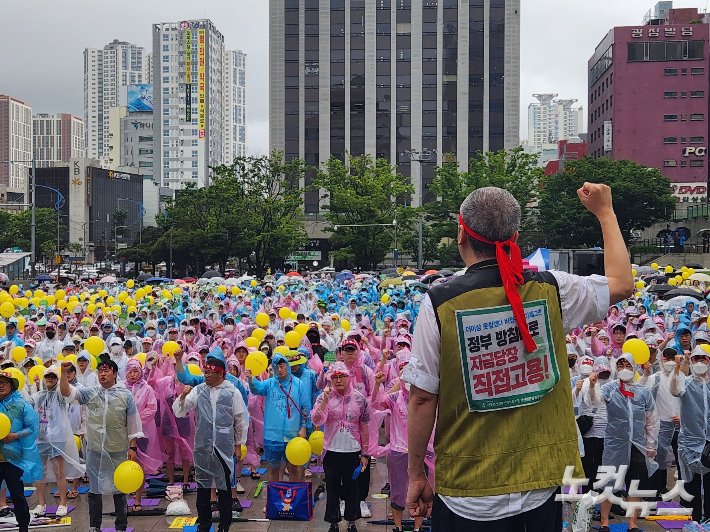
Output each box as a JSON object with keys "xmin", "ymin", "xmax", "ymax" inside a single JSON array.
[
  {"xmin": 84, "ymin": 40, "xmax": 148, "ymax": 165},
  {"xmin": 269, "ymin": 0, "xmax": 520, "ymax": 211},
  {"xmin": 145, "ymin": 53, "xmax": 154, "ymax": 85},
  {"xmin": 32, "ymin": 113, "xmax": 85, "ymax": 168},
  {"xmin": 527, "ymin": 94, "xmax": 583, "ymax": 147},
  {"xmin": 0, "ymin": 95, "xmax": 32, "ymax": 201},
  {"xmin": 224, "ymin": 49, "xmax": 248, "ymax": 162},
  {"xmin": 152, "ymin": 20, "xmax": 225, "ymax": 189},
  {"xmin": 588, "ymin": 2, "xmax": 709, "ymax": 203}
]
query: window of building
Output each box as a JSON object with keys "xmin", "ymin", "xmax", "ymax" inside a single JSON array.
[
  {"xmin": 681, "ymin": 160, "xmax": 687, "ymax": 167},
  {"xmin": 682, "ymin": 136, "xmax": 687, "ymax": 143},
  {"xmin": 664, "ymin": 160, "xmax": 677, "ymax": 167},
  {"xmin": 192, "ymin": 161, "xmax": 198, "ymax": 168},
  {"xmin": 664, "ymin": 137, "xmax": 678, "ymax": 144},
  {"xmin": 665, "ymin": 68, "xmax": 678, "ymax": 75},
  {"xmin": 163, "ymin": 34, "xmax": 169, "ymax": 41},
  {"xmin": 692, "ymin": 90, "xmax": 705, "ymax": 98},
  {"xmin": 192, "ymin": 150, "xmax": 198, "ymax": 157},
  {"xmin": 691, "ymin": 159, "xmax": 705, "ymax": 167},
  {"xmin": 163, "ymin": 45, "xmax": 169, "ymax": 51},
  {"xmin": 163, "ymin": 76, "xmax": 169, "ymax": 84},
  {"xmin": 192, "ymin": 139, "xmax": 198, "ymax": 146},
  {"xmin": 664, "ymin": 114, "xmax": 678, "ymax": 121},
  {"xmin": 691, "ymin": 113, "xmax": 705, "ymax": 121},
  {"xmin": 192, "ymin": 172, "xmax": 198, "ymax": 179},
  {"xmin": 691, "ymin": 136, "xmax": 705, "ymax": 143},
  {"xmin": 692, "ymin": 67, "xmax": 705, "ymax": 75},
  {"xmin": 664, "ymin": 91, "xmax": 678, "ymax": 98}
]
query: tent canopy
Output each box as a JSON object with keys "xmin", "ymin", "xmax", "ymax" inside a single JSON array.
[{"xmin": 525, "ymin": 248, "xmax": 549, "ymax": 272}]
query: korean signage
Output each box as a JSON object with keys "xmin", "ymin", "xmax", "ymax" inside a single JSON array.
[
  {"xmin": 603, "ymin": 121, "xmax": 612, "ymax": 152},
  {"xmin": 185, "ymin": 84, "xmax": 191, "ymax": 122},
  {"xmin": 683, "ymin": 146, "xmax": 707, "ymax": 157},
  {"xmin": 631, "ymin": 26, "xmax": 694, "ymax": 38},
  {"xmin": 186, "ymin": 29, "xmax": 192, "ymax": 123},
  {"xmin": 107, "ymin": 171, "xmax": 131, "ymax": 181},
  {"xmin": 671, "ymin": 183, "xmax": 708, "ymax": 203},
  {"xmin": 198, "ymin": 29, "xmax": 206, "ymax": 139},
  {"xmin": 455, "ymin": 299, "xmax": 560, "ymax": 412},
  {"xmin": 287, "ymin": 251, "xmax": 322, "ymax": 261}
]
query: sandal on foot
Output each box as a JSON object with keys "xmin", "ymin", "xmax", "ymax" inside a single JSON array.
[
  {"xmin": 66, "ymin": 490, "xmax": 79, "ymax": 499},
  {"xmin": 250, "ymin": 471, "xmax": 260, "ymax": 480}
]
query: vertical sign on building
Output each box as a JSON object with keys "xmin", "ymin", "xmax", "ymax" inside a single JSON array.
[
  {"xmin": 198, "ymin": 28, "xmax": 206, "ymax": 139},
  {"xmin": 603, "ymin": 121, "xmax": 612, "ymax": 152},
  {"xmin": 185, "ymin": 30, "xmax": 192, "ymax": 122}
]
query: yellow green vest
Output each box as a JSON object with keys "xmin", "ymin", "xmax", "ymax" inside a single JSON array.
[{"xmin": 428, "ymin": 261, "xmax": 583, "ymax": 497}]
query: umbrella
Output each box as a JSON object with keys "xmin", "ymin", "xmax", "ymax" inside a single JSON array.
[
  {"xmin": 646, "ymin": 283, "xmax": 674, "ymax": 293},
  {"xmin": 686, "ymin": 263, "xmax": 704, "ymax": 269},
  {"xmin": 98, "ymin": 276, "xmax": 116, "ymax": 283},
  {"xmin": 438, "ymin": 269, "xmax": 455, "ymax": 277},
  {"xmin": 690, "ymin": 273, "xmax": 710, "ymax": 282},
  {"xmin": 675, "ymin": 227, "xmax": 692, "ymax": 239},
  {"xmin": 420, "ymin": 273, "xmax": 443, "ymax": 284},
  {"xmin": 656, "ymin": 229, "xmax": 672, "ymax": 238},
  {"xmin": 335, "ymin": 271, "xmax": 355, "ymax": 282},
  {"xmin": 424, "ymin": 269, "xmax": 438, "ymax": 275},
  {"xmin": 401, "ymin": 271, "xmax": 417, "ymax": 277},
  {"xmin": 275, "ymin": 276, "xmax": 298, "ymax": 286},
  {"xmin": 408, "ymin": 282, "xmax": 429, "ymax": 292},
  {"xmin": 661, "ymin": 288, "xmax": 704, "ymax": 301},
  {"xmin": 642, "ymin": 274, "xmax": 669, "ymax": 283},
  {"xmin": 636, "ymin": 266, "xmax": 656, "ymax": 274},
  {"xmin": 380, "ymin": 268, "xmax": 398, "ymax": 275},
  {"xmin": 663, "ymin": 296, "xmax": 696, "ymax": 309},
  {"xmin": 136, "ymin": 272, "xmax": 151, "ymax": 282},
  {"xmin": 174, "ymin": 279, "xmax": 187, "ymax": 284},
  {"xmin": 285, "ymin": 271, "xmax": 302, "ymax": 277},
  {"xmin": 206, "ymin": 277, "xmax": 226, "ymax": 284},
  {"xmin": 182, "ymin": 277, "xmax": 197, "ymax": 283},
  {"xmin": 145, "ymin": 277, "xmax": 172, "ymax": 284},
  {"xmin": 696, "ymin": 228, "xmax": 710, "ymax": 235},
  {"xmin": 378, "ymin": 278, "xmax": 405, "ymax": 288},
  {"xmin": 201, "ymin": 270, "xmax": 222, "ymax": 279},
  {"xmin": 35, "ymin": 274, "xmax": 52, "ymax": 281}
]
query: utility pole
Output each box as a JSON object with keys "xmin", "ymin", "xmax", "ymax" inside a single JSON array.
[
  {"xmin": 407, "ymin": 149, "xmax": 436, "ymax": 270},
  {"xmin": 169, "ymin": 228, "xmax": 173, "ymax": 279},
  {"xmin": 30, "ymin": 158, "xmax": 35, "ymax": 277}
]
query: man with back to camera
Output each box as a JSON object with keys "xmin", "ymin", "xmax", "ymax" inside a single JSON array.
[{"xmin": 404, "ymin": 183, "xmax": 634, "ymax": 531}]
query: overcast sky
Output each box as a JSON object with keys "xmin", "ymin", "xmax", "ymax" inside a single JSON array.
[{"xmin": 1, "ymin": 0, "xmax": 700, "ymax": 151}]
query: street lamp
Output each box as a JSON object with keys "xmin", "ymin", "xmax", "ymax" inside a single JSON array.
[
  {"xmin": 406, "ymin": 149, "xmax": 436, "ymax": 270},
  {"xmin": 117, "ymin": 198, "xmax": 146, "ymax": 245}
]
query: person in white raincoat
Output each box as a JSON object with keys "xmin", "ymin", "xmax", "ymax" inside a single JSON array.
[
  {"xmin": 173, "ymin": 352, "xmax": 249, "ymax": 532},
  {"xmin": 586, "ymin": 352, "xmax": 658, "ymax": 532},
  {"xmin": 28, "ymin": 366, "xmax": 85, "ymax": 518},
  {"xmin": 670, "ymin": 346, "xmax": 710, "ymax": 522},
  {"xmin": 59, "ymin": 358, "xmax": 143, "ymax": 532},
  {"xmin": 76, "ymin": 351, "xmax": 98, "ymax": 387}
]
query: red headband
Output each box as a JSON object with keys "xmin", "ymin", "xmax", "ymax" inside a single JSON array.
[
  {"xmin": 459, "ymin": 213, "xmax": 537, "ymax": 353},
  {"xmin": 204, "ymin": 363, "xmax": 225, "ymax": 374}
]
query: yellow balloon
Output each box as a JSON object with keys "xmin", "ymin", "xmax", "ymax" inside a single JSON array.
[
  {"xmin": 161, "ymin": 290, "xmax": 172, "ymax": 300},
  {"xmin": 87, "ymin": 304, "xmax": 96, "ymax": 314},
  {"xmin": 381, "ymin": 294, "xmax": 390, "ymax": 304},
  {"xmin": 124, "ymin": 298, "xmax": 135, "ymax": 307},
  {"xmin": 45, "ymin": 295, "xmax": 55, "ymax": 306},
  {"xmin": 23, "ymin": 291, "xmax": 32, "ymax": 298},
  {"xmin": 309, "ymin": 430, "xmax": 324, "ymax": 455},
  {"xmin": 675, "ymin": 275, "xmax": 683, "ymax": 283},
  {"xmin": 623, "ymin": 338, "xmax": 650, "ymax": 365},
  {"xmin": 635, "ymin": 281, "xmax": 644, "ymax": 289},
  {"xmin": 690, "ymin": 268, "xmax": 696, "ymax": 276},
  {"xmin": 285, "ymin": 437, "xmax": 312, "ymax": 466},
  {"xmin": 7, "ymin": 368, "xmax": 24, "ymax": 391},
  {"xmin": 127, "ymin": 280, "xmax": 135, "ymax": 288},
  {"xmin": 290, "ymin": 311, "xmax": 297, "ymax": 320},
  {"xmin": 665, "ymin": 265, "xmax": 674, "ymax": 274},
  {"xmin": 272, "ymin": 346, "xmax": 288, "ymax": 356},
  {"xmin": 635, "ymin": 292, "xmax": 642, "ymax": 298},
  {"xmin": 341, "ymin": 319, "xmax": 351, "ymax": 332},
  {"xmin": 0, "ymin": 322, "xmax": 5, "ymax": 337},
  {"xmin": 106, "ymin": 296, "xmax": 115, "ymax": 305},
  {"xmin": 231, "ymin": 286, "xmax": 241, "ymax": 296},
  {"xmin": 20, "ymin": 298, "xmax": 30, "ymax": 309},
  {"xmin": 68, "ymin": 295, "xmax": 79, "ymax": 303},
  {"xmin": 217, "ymin": 286, "xmax": 226, "ymax": 294},
  {"xmin": 84, "ymin": 337, "xmax": 105, "ymax": 356},
  {"xmin": 162, "ymin": 341, "xmax": 180, "ymax": 356},
  {"xmin": 250, "ymin": 280, "xmax": 258, "ymax": 287},
  {"xmin": 64, "ymin": 354, "xmax": 77, "ymax": 365},
  {"xmin": 279, "ymin": 307, "xmax": 291, "ymax": 320},
  {"xmin": 15, "ymin": 316, "xmax": 24, "ymax": 331},
  {"xmin": 172, "ymin": 287, "xmax": 181, "ymax": 295},
  {"xmin": 33, "ymin": 290, "xmax": 44, "ymax": 298},
  {"xmin": 98, "ymin": 290, "xmax": 107, "ymax": 298},
  {"xmin": 8, "ymin": 286, "xmax": 18, "ymax": 295},
  {"xmin": 134, "ymin": 353, "xmax": 146, "ymax": 367},
  {"xmin": 245, "ymin": 352, "xmax": 268, "ymax": 375},
  {"xmin": 251, "ymin": 328, "xmax": 266, "ymax": 342},
  {"xmin": 651, "ymin": 263, "xmax": 659, "ymax": 270},
  {"xmin": 240, "ymin": 445, "xmax": 247, "ymax": 460},
  {"xmin": 285, "ymin": 330, "xmax": 301, "ymax": 349},
  {"xmin": 135, "ymin": 288, "xmax": 146, "ymax": 300},
  {"xmin": 75, "ymin": 435, "xmax": 82, "ymax": 452},
  {"xmin": 28, "ymin": 365, "xmax": 45, "ymax": 384},
  {"xmin": 113, "ymin": 460, "xmax": 144, "ymax": 494},
  {"xmin": 0, "ymin": 302, "xmax": 14, "ymax": 319},
  {"xmin": 117, "ymin": 293, "xmax": 127, "ymax": 303},
  {"xmin": 57, "ymin": 353, "xmax": 65, "ymax": 361},
  {"xmin": 245, "ymin": 337, "xmax": 260, "ymax": 349},
  {"xmin": 682, "ymin": 266, "xmax": 689, "ymax": 272},
  {"xmin": 255, "ymin": 313, "xmax": 269, "ymax": 328},
  {"xmin": 11, "ymin": 347, "xmax": 26, "ymax": 363},
  {"xmin": 188, "ymin": 363, "xmax": 202, "ymax": 376},
  {"xmin": 294, "ymin": 323, "xmax": 309, "ymax": 338},
  {"xmin": 683, "ymin": 271, "xmax": 690, "ymax": 279},
  {"xmin": 631, "ymin": 269, "xmax": 637, "ymax": 277},
  {"xmin": 32, "ymin": 357, "xmax": 43, "ymax": 366},
  {"xmin": 0, "ymin": 413, "xmax": 10, "ymax": 439},
  {"xmin": 669, "ymin": 278, "xmax": 678, "ymax": 286}
]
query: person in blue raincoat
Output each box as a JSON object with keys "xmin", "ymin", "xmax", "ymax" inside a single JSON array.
[
  {"xmin": 0, "ymin": 370, "xmax": 41, "ymax": 532},
  {"xmin": 586, "ymin": 352, "xmax": 657, "ymax": 532},
  {"xmin": 246, "ymin": 353, "xmax": 310, "ymax": 483},
  {"xmin": 670, "ymin": 345, "xmax": 710, "ymax": 522},
  {"xmin": 174, "ymin": 346, "xmax": 248, "ymax": 408},
  {"xmin": 0, "ymin": 321, "xmax": 24, "ymax": 348}
]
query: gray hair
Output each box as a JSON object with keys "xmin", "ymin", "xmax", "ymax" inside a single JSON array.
[{"xmin": 460, "ymin": 187, "xmax": 521, "ymax": 259}]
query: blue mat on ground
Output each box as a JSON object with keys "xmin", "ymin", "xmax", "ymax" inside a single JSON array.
[
  {"xmin": 50, "ymin": 487, "xmax": 89, "ymax": 494},
  {"xmin": 241, "ymin": 468, "xmax": 266, "ymax": 475}
]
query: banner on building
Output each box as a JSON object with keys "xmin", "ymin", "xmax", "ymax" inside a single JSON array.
[
  {"xmin": 198, "ymin": 28, "xmax": 206, "ymax": 138},
  {"xmin": 186, "ymin": 30, "xmax": 192, "ymax": 122},
  {"xmin": 603, "ymin": 121, "xmax": 612, "ymax": 152}
]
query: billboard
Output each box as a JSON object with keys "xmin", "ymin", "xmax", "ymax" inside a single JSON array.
[{"xmin": 127, "ymin": 84, "xmax": 153, "ymax": 112}]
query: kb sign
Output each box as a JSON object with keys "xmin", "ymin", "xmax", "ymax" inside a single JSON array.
[{"xmin": 683, "ymin": 146, "xmax": 707, "ymax": 157}]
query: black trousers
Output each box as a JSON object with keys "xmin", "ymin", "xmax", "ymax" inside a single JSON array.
[
  {"xmin": 648, "ymin": 431, "xmax": 679, "ymax": 496},
  {"xmin": 88, "ymin": 492, "xmax": 127, "ymax": 531},
  {"xmin": 3, "ymin": 463, "xmax": 29, "ymax": 531},
  {"xmin": 581, "ymin": 437, "xmax": 604, "ymax": 493},
  {"xmin": 323, "ymin": 451, "xmax": 360, "ymax": 524},
  {"xmin": 196, "ymin": 448, "xmax": 233, "ymax": 532},
  {"xmin": 356, "ymin": 455, "xmax": 371, "ymax": 502},
  {"xmin": 432, "ymin": 491, "xmax": 562, "ymax": 532},
  {"xmin": 682, "ymin": 471, "xmax": 710, "ymax": 522}
]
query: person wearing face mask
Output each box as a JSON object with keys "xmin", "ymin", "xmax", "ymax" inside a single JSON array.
[
  {"xmin": 144, "ymin": 322, "xmax": 158, "ymax": 341},
  {"xmin": 36, "ymin": 324, "xmax": 62, "ymax": 364},
  {"xmin": 638, "ymin": 347, "xmax": 683, "ymax": 499},
  {"xmin": 670, "ymin": 347, "xmax": 710, "ymax": 522},
  {"xmin": 108, "ymin": 337, "xmax": 128, "ymax": 381},
  {"xmin": 586, "ymin": 353, "xmax": 658, "ymax": 532},
  {"xmin": 566, "ymin": 342, "xmax": 579, "ymax": 376}
]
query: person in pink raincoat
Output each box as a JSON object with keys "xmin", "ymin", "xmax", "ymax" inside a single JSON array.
[
  {"xmin": 372, "ymin": 355, "xmax": 435, "ymax": 532},
  {"xmin": 124, "ymin": 358, "xmax": 165, "ymax": 512},
  {"xmin": 155, "ymin": 371, "xmax": 195, "ymax": 489},
  {"xmin": 311, "ymin": 361, "xmax": 371, "ymax": 532}
]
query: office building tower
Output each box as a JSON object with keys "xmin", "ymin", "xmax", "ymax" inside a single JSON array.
[
  {"xmin": 0, "ymin": 95, "xmax": 32, "ymax": 201},
  {"xmin": 33, "ymin": 113, "xmax": 85, "ymax": 168},
  {"xmin": 224, "ymin": 49, "xmax": 248, "ymax": 162},
  {"xmin": 84, "ymin": 40, "xmax": 148, "ymax": 165},
  {"xmin": 527, "ymin": 94, "xmax": 583, "ymax": 147},
  {"xmin": 152, "ymin": 19, "xmax": 225, "ymax": 189},
  {"xmin": 269, "ymin": 0, "xmax": 520, "ymax": 211}
]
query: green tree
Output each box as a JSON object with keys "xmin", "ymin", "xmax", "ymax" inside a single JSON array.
[
  {"xmin": 536, "ymin": 156, "xmax": 675, "ymax": 248},
  {"xmin": 65, "ymin": 242, "xmax": 84, "ymax": 272},
  {"xmin": 314, "ymin": 155, "xmax": 414, "ymax": 270},
  {"xmin": 4, "ymin": 209, "xmax": 62, "ymax": 259}
]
